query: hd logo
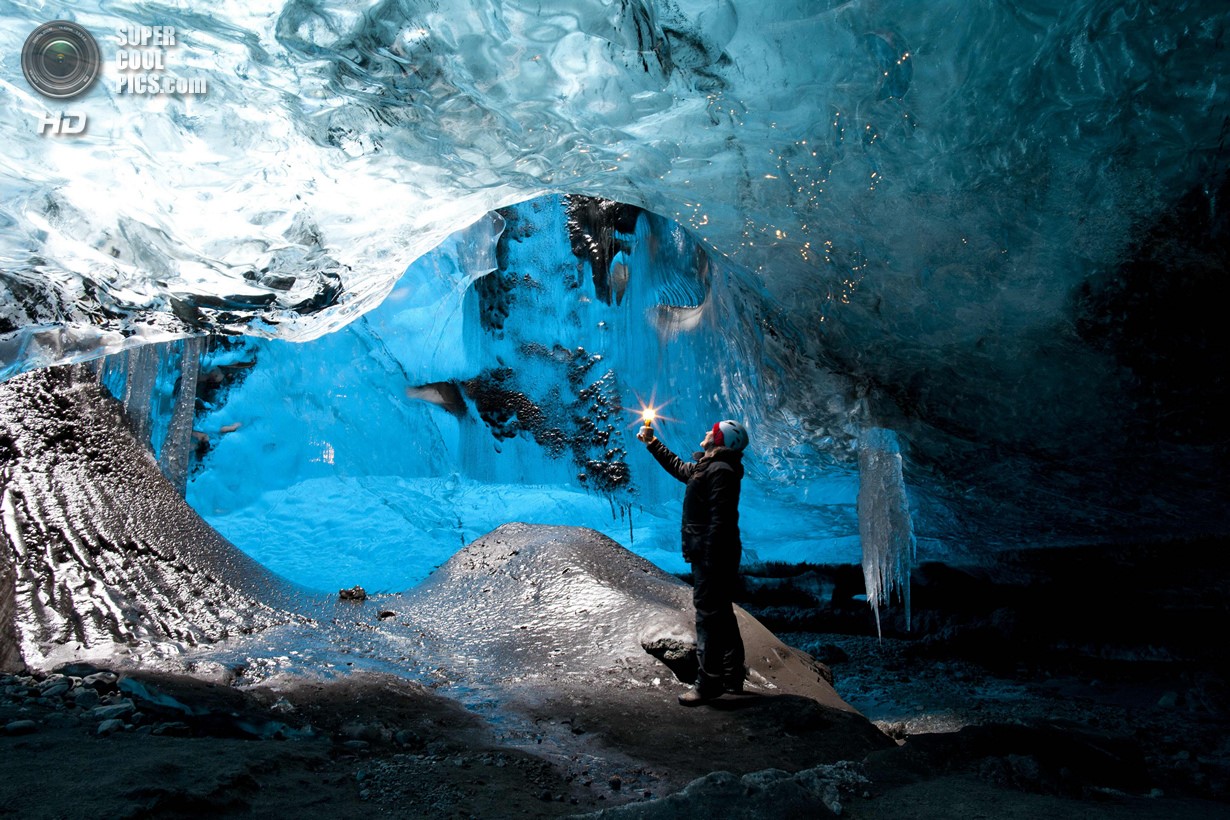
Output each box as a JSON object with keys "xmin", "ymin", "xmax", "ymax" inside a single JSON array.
[
  {"xmin": 22, "ymin": 20, "xmax": 102, "ymax": 136},
  {"xmin": 35, "ymin": 112, "xmax": 88, "ymax": 135}
]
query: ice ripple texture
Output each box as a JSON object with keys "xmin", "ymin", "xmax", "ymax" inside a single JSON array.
[
  {"xmin": 0, "ymin": 366, "xmax": 315, "ymax": 670},
  {"xmin": 1, "ymin": 1, "xmax": 1223, "ymax": 371}
]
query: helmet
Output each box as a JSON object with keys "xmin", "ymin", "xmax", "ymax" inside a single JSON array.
[{"xmin": 712, "ymin": 419, "xmax": 748, "ymax": 451}]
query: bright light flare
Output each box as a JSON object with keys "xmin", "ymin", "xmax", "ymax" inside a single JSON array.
[{"xmin": 626, "ymin": 392, "xmax": 676, "ymax": 433}]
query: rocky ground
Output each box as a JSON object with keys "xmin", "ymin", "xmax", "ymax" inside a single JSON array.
[{"xmin": 3, "ymin": 539, "xmax": 1228, "ymax": 819}]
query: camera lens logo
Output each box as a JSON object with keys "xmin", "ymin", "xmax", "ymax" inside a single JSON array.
[{"xmin": 22, "ymin": 21, "xmax": 102, "ymax": 99}]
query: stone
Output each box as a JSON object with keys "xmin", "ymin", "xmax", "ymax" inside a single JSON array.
[
  {"xmin": 82, "ymin": 672, "xmax": 118, "ymax": 691},
  {"xmin": 96, "ymin": 719, "xmax": 125, "ymax": 736},
  {"xmin": 38, "ymin": 679, "xmax": 71, "ymax": 699},
  {"xmin": 339, "ymin": 586, "xmax": 367, "ymax": 601},
  {"xmin": 72, "ymin": 688, "xmax": 100, "ymax": 710},
  {"xmin": 91, "ymin": 700, "xmax": 136, "ymax": 721},
  {"xmin": 4, "ymin": 720, "xmax": 38, "ymax": 735}
]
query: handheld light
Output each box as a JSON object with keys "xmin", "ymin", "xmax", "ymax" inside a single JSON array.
[{"xmin": 639, "ymin": 406, "xmax": 657, "ymax": 440}]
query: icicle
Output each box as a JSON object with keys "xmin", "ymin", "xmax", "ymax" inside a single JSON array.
[
  {"xmin": 89, "ymin": 349, "xmax": 128, "ymax": 395},
  {"xmin": 121, "ymin": 344, "xmax": 159, "ymax": 448},
  {"xmin": 857, "ymin": 427, "xmax": 916, "ymax": 640},
  {"xmin": 158, "ymin": 337, "xmax": 203, "ymax": 496},
  {"xmin": 92, "ymin": 339, "xmax": 203, "ymax": 496}
]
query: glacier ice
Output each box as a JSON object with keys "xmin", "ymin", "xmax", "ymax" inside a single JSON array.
[
  {"xmin": 2, "ymin": 0, "xmax": 1229, "ymax": 555},
  {"xmin": 184, "ymin": 195, "xmax": 865, "ymax": 591},
  {"xmin": 858, "ymin": 427, "xmax": 915, "ymax": 639},
  {"xmin": 92, "ymin": 336, "xmax": 204, "ymax": 495}
]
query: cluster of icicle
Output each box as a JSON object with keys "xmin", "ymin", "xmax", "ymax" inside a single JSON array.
[{"xmin": 857, "ymin": 427, "xmax": 915, "ymax": 640}]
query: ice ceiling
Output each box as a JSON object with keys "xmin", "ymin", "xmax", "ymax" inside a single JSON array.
[{"xmin": 2, "ymin": 1, "xmax": 1228, "ymax": 549}]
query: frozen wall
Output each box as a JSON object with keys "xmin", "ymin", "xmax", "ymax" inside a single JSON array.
[{"xmin": 185, "ymin": 197, "xmax": 866, "ymax": 592}]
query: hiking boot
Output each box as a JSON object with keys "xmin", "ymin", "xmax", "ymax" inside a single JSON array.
[
  {"xmin": 677, "ymin": 685, "xmax": 722, "ymax": 706},
  {"xmin": 723, "ymin": 667, "xmax": 748, "ymax": 694}
]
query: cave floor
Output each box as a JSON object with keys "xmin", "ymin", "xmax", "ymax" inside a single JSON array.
[
  {"xmin": 812, "ymin": 632, "xmax": 1229, "ymax": 819},
  {"xmin": 3, "ymin": 539, "xmax": 1229, "ymax": 818},
  {"xmin": 2, "ymin": 633, "xmax": 1227, "ymax": 819}
]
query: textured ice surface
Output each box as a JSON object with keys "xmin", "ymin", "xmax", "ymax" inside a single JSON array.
[
  {"xmin": 0, "ymin": 367, "xmax": 315, "ymax": 670},
  {"xmin": 4, "ymin": 1, "xmax": 1224, "ymax": 362},
  {"xmin": 393, "ymin": 522, "xmax": 864, "ymax": 714},
  {"xmin": 3, "ymin": 1, "xmax": 1229, "ymax": 550}
]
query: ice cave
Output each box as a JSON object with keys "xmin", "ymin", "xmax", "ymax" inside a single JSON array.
[{"xmin": 2, "ymin": 1, "xmax": 1228, "ymax": 817}]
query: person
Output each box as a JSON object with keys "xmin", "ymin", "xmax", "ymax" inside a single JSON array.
[{"xmin": 638, "ymin": 417, "xmax": 749, "ymax": 705}]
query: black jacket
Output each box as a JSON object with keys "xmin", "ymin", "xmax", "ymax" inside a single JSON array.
[{"xmin": 647, "ymin": 438, "xmax": 744, "ymax": 563}]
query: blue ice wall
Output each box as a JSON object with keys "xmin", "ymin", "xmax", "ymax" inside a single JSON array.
[{"xmin": 186, "ymin": 197, "xmax": 866, "ymax": 592}]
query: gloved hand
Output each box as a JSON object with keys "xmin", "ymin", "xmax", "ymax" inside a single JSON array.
[{"xmin": 637, "ymin": 425, "xmax": 655, "ymax": 443}]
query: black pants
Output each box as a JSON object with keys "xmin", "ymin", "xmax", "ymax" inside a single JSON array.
[{"xmin": 691, "ymin": 550, "xmax": 745, "ymax": 693}]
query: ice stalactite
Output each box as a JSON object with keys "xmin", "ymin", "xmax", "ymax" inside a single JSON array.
[
  {"xmin": 857, "ymin": 427, "xmax": 915, "ymax": 639},
  {"xmin": 94, "ymin": 339, "xmax": 204, "ymax": 497},
  {"xmin": 120, "ymin": 344, "xmax": 158, "ymax": 447},
  {"xmin": 158, "ymin": 337, "xmax": 204, "ymax": 497}
]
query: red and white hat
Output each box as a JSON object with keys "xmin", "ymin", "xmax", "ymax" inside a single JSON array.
[{"xmin": 711, "ymin": 419, "xmax": 748, "ymax": 451}]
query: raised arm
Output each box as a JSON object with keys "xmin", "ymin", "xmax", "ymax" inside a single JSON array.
[{"xmin": 645, "ymin": 436, "xmax": 696, "ymax": 484}]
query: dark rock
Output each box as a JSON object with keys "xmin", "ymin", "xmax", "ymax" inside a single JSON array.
[
  {"xmin": 91, "ymin": 701, "xmax": 136, "ymax": 721},
  {"xmin": 55, "ymin": 663, "xmax": 110, "ymax": 679},
  {"xmin": 4, "ymin": 719, "xmax": 38, "ymax": 735},
  {"xmin": 82, "ymin": 671, "xmax": 118, "ymax": 691},
  {"xmin": 96, "ymin": 718, "xmax": 125, "ymax": 736},
  {"xmin": 72, "ymin": 687, "xmax": 100, "ymax": 709},
  {"xmin": 339, "ymin": 586, "xmax": 367, "ymax": 601},
  {"xmin": 118, "ymin": 677, "xmax": 195, "ymax": 716},
  {"xmin": 38, "ymin": 678, "xmax": 70, "ymax": 699},
  {"xmin": 640, "ymin": 637, "xmax": 698, "ymax": 684}
]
